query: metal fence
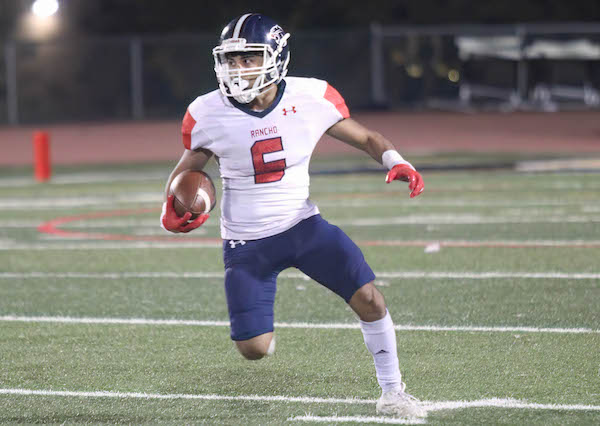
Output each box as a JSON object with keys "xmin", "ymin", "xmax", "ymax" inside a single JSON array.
[
  {"xmin": 371, "ymin": 22, "xmax": 600, "ymax": 111},
  {"xmin": 1, "ymin": 23, "xmax": 599, "ymax": 125}
]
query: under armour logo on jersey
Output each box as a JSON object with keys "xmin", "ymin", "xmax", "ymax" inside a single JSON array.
[
  {"xmin": 282, "ymin": 106, "xmax": 296, "ymax": 115},
  {"xmin": 229, "ymin": 240, "xmax": 247, "ymax": 249}
]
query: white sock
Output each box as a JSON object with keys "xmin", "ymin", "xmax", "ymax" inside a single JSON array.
[
  {"xmin": 266, "ymin": 336, "xmax": 276, "ymax": 356},
  {"xmin": 360, "ymin": 310, "xmax": 402, "ymax": 392}
]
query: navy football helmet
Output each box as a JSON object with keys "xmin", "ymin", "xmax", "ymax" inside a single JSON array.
[{"xmin": 213, "ymin": 13, "xmax": 290, "ymax": 103}]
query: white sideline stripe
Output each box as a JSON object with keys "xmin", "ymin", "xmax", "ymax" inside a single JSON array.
[
  {"xmin": 0, "ymin": 389, "xmax": 598, "ymax": 414},
  {"xmin": 1, "ymin": 271, "xmax": 599, "ymax": 280},
  {"xmin": 289, "ymin": 415, "xmax": 425, "ymax": 424},
  {"xmin": 1, "ymin": 315, "xmax": 598, "ymax": 334}
]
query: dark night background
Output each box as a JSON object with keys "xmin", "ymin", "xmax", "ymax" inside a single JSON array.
[
  {"xmin": 1, "ymin": 0, "xmax": 599, "ymax": 124},
  {"xmin": 2, "ymin": 0, "xmax": 600, "ymax": 39}
]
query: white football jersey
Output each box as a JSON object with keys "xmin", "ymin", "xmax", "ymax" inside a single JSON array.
[{"xmin": 182, "ymin": 76, "xmax": 350, "ymax": 240}]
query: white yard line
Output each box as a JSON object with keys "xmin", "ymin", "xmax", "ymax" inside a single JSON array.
[
  {"xmin": 4, "ymin": 214, "xmax": 600, "ymax": 228},
  {"xmin": 0, "ymin": 388, "xmax": 598, "ymax": 414},
  {"xmin": 377, "ymin": 271, "xmax": 600, "ymax": 279},
  {"xmin": 312, "ymin": 182, "xmax": 600, "ymax": 192},
  {"xmin": 3, "ymin": 239, "xmax": 600, "ymax": 250},
  {"xmin": 1, "ymin": 315, "xmax": 598, "ymax": 334},
  {"xmin": 1, "ymin": 271, "xmax": 599, "ymax": 280},
  {"xmin": 0, "ymin": 172, "xmax": 167, "ymax": 188},
  {"xmin": 0, "ymin": 193, "xmax": 161, "ymax": 209},
  {"xmin": 0, "ymin": 242, "xmax": 224, "ymax": 249},
  {"xmin": 1, "ymin": 388, "xmax": 373, "ymax": 404},
  {"xmin": 337, "ymin": 216, "xmax": 600, "ymax": 226},
  {"xmin": 0, "ymin": 271, "xmax": 225, "ymax": 279},
  {"xmin": 423, "ymin": 398, "xmax": 600, "ymax": 411},
  {"xmin": 289, "ymin": 415, "xmax": 425, "ymax": 424},
  {"xmin": 1, "ymin": 195, "xmax": 600, "ymax": 210}
]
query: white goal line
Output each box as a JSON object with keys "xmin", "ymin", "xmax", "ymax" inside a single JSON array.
[{"xmin": 1, "ymin": 315, "xmax": 598, "ymax": 334}]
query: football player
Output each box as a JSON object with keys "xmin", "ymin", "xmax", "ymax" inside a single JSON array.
[{"xmin": 161, "ymin": 13, "xmax": 426, "ymax": 418}]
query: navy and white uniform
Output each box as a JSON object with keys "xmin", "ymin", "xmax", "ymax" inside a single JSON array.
[{"xmin": 182, "ymin": 77, "xmax": 375, "ymax": 340}]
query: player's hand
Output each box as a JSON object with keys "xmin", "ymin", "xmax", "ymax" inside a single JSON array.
[
  {"xmin": 161, "ymin": 195, "xmax": 191, "ymax": 233},
  {"xmin": 385, "ymin": 164, "xmax": 424, "ymax": 198},
  {"xmin": 160, "ymin": 195, "xmax": 209, "ymax": 233},
  {"xmin": 179, "ymin": 213, "xmax": 210, "ymax": 233}
]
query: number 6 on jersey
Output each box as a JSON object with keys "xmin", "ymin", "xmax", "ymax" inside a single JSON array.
[{"xmin": 251, "ymin": 137, "xmax": 286, "ymax": 184}]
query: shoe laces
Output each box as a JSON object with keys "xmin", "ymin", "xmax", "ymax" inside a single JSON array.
[{"xmin": 387, "ymin": 382, "xmax": 420, "ymax": 403}]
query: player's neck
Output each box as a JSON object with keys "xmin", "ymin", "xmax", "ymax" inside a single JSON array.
[{"xmin": 249, "ymin": 84, "xmax": 277, "ymax": 111}]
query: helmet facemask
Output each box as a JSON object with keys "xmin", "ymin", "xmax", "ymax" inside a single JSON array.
[{"xmin": 213, "ymin": 34, "xmax": 290, "ymax": 104}]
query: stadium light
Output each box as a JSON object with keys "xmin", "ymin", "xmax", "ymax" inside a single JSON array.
[
  {"xmin": 21, "ymin": 0, "xmax": 61, "ymax": 40},
  {"xmin": 32, "ymin": 0, "xmax": 59, "ymax": 18},
  {"xmin": 448, "ymin": 69, "xmax": 460, "ymax": 83}
]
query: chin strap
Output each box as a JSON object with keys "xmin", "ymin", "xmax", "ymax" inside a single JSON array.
[
  {"xmin": 230, "ymin": 74, "xmax": 265, "ymax": 104},
  {"xmin": 233, "ymin": 91, "xmax": 257, "ymax": 103}
]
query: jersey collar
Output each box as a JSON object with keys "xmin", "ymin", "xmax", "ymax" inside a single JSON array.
[{"xmin": 228, "ymin": 80, "xmax": 286, "ymax": 118}]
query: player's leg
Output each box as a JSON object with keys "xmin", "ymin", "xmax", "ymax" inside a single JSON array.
[
  {"xmin": 223, "ymin": 237, "xmax": 290, "ymax": 361},
  {"xmin": 347, "ymin": 281, "xmax": 386, "ymax": 322},
  {"xmin": 294, "ymin": 215, "xmax": 426, "ymax": 417},
  {"xmin": 348, "ymin": 290, "xmax": 427, "ymax": 417},
  {"xmin": 235, "ymin": 331, "xmax": 275, "ymax": 360},
  {"xmin": 224, "ymin": 263, "xmax": 277, "ymax": 360},
  {"xmin": 294, "ymin": 219, "xmax": 402, "ymax": 388}
]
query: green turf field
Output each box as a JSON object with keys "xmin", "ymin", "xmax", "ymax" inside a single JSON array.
[{"xmin": 0, "ymin": 157, "xmax": 599, "ymax": 424}]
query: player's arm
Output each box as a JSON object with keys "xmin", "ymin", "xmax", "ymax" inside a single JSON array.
[
  {"xmin": 161, "ymin": 147, "xmax": 213, "ymax": 233},
  {"xmin": 326, "ymin": 118, "xmax": 424, "ymax": 198},
  {"xmin": 164, "ymin": 148, "xmax": 213, "ymax": 201}
]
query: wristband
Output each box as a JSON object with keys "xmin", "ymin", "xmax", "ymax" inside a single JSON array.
[{"xmin": 382, "ymin": 150, "xmax": 415, "ymax": 171}]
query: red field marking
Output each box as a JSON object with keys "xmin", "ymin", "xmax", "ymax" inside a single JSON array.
[
  {"xmin": 37, "ymin": 209, "xmax": 600, "ymax": 248},
  {"xmin": 37, "ymin": 208, "xmax": 221, "ymax": 243}
]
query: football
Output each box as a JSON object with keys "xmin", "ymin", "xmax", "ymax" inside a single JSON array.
[{"xmin": 169, "ymin": 170, "xmax": 217, "ymax": 219}]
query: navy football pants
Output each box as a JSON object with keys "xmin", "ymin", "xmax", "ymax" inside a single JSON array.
[{"xmin": 223, "ymin": 214, "xmax": 375, "ymax": 341}]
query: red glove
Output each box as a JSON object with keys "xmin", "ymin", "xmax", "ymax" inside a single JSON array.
[
  {"xmin": 385, "ymin": 164, "xmax": 424, "ymax": 198},
  {"xmin": 160, "ymin": 195, "xmax": 209, "ymax": 233}
]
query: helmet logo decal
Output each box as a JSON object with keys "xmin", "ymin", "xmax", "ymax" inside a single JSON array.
[{"xmin": 268, "ymin": 25, "xmax": 287, "ymax": 46}]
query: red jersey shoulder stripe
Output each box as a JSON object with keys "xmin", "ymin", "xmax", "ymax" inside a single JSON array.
[
  {"xmin": 324, "ymin": 83, "xmax": 350, "ymax": 119},
  {"xmin": 181, "ymin": 109, "xmax": 196, "ymax": 150}
]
